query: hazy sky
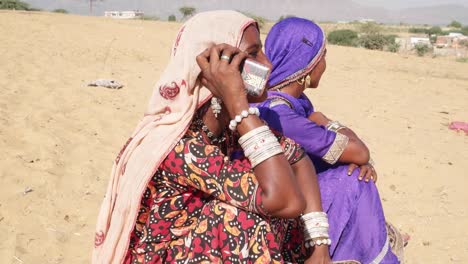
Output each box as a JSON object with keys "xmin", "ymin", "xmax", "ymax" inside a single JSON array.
[
  {"xmin": 25, "ymin": 0, "xmax": 468, "ymax": 12},
  {"xmin": 22, "ymin": 0, "xmax": 468, "ymax": 25},
  {"xmin": 355, "ymin": 0, "xmax": 468, "ymax": 9}
]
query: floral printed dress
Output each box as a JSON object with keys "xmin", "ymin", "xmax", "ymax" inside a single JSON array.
[{"xmin": 124, "ymin": 125, "xmax": 309, "ymax": 264}]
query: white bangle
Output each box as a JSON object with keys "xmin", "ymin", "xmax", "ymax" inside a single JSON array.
[
  {"xmin": 238, "ymin": 125, "xmax": 270, "ymax": 145},
  {"xmin": 301, "ymin": 211, "xmax": 327, "ymax": 219},
  {"xmin": 238, "ymin": 125, "xmax": 284, "ymax": 168},
  {"xmin": 243, "ymin": 138, "xmax": 279, "ymax": 157},
  {"xmin": 229, "ymin": 107, "xmax": 260, "ymax": 131},
  {"xmin": 301, "ymin": 211, "xmax": 331, "ymax": 242},
  {"xmin": 250, "ymin": 146, "xmax": 283, "ymax": 167}
]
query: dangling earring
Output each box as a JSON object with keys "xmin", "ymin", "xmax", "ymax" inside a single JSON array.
[
  {"xmin": 211, "ymin": 97, "xmax": 222, "ymax": 118},
  {"xmin": 296, "ymin": 76, "xmax": 306, "ymax": 86},
  {"xmin": 305, "ymin": 75, "xmax": 312, "ymax": 88}
]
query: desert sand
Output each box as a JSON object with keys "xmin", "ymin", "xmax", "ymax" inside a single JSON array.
[{"xmin": 0, "ymin": 11, "xmax": 467, "ymax": 264}]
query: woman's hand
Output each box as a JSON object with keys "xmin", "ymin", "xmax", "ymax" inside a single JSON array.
[
  {"xmin": 305, "ymin": 245, "xmax": 332, "ymax": 264},
  {"xmin": 308, "ymin": 113, "xmax": 372, "ymax": 165},
  {"xmin": 348, "ymin": 163, "xmax": 378, "ymax": 182},
  {"xmin": 196, "ymin": 44, "xmax": 250, "ymax": 117}
]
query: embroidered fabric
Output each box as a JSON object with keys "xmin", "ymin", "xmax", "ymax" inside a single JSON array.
[
  {"xmin": 369, "ymin": 235, "xmax": 390, "ymax": 264},
  {"xmin": 268, "ymin": 96, "xmax": 294, "ymax": 109},
  {"xmin": 322, "ymin": 133, "xmax": 349, "ymax": 164}
]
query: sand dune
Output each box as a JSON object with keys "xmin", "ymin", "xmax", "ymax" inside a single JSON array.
[{"xmin": 0, "ymin": 11, "xmax": 467, "ymax": 263}]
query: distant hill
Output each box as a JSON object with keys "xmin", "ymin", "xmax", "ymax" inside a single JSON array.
[
  {"xmin": 394, "ymin": 4, "xmax": 468, "ymax": 25},
  {"xmin": 22, "ymin": 0, "xmax": 468, "ymax": 25}
]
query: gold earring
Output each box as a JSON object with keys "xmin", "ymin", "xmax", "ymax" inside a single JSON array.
[
  {"xmin": 305, "ymin": 75, "xmax": 312, "ymax": 87},
  {"xmin": 296, "ymin": 76, "xmax": 306, "ymax": 86}
]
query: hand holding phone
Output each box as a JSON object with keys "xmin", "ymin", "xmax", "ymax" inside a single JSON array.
[
  {"xmin": 241, "ymin": 59, "xmax": 271, "ymax": 97},
  {"xmin": 196, "ymin": 44, "xmax": 270, "ymax": 101}
]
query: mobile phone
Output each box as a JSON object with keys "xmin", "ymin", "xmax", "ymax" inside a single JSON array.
[{"xmin": 240, "ymin": 59, "xmax": 271, "ymax": 97}]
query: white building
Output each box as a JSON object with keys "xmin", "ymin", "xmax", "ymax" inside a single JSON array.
[
  {"xmin": 448, "ymin": 32, "xmax": 463, "ymax": 38},
  {"xmin": 359, "ymin": 18, "xmax": 376, "ymax": 23},
  {"xmin": 104, "ymin": 11, "xmax": 144, "ymax": 19},
  {"xmin": 410, "ymin": 37, "xmax": 431, "ymax": 47}
]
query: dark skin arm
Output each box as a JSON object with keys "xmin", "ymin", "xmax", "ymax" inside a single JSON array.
[
  {"xmin": 292, "ymin": 156, "xmax": 332, "ymax": 264},
  {"xmin": 196, "ymin": 44, "xmax": 306, "ymax": 218},
  {"xmin": 308, "ymin": 111, "xmax": 370, "ymax": 165},
  {"xmin": 308, "ymin": 111, "xmax": 377, "ymax": 182}
]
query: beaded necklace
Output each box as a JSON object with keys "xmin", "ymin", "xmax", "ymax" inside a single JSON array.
[
  {"xmin": 191, "ymin": 101, "xmax": 238, "ymax": 157},
  {"xmin": 192, "ymin": 118, "xmax": 226, "ymax": 144}
]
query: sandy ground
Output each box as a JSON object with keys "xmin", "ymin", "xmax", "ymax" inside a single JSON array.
[{"xmin": 0, "ymin": 11, "xmax": 467, "ymax": 264}]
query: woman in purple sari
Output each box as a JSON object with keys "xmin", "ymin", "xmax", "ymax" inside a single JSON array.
[{"xmin": 257, "ymin": 17, "xmax": 402, "ymax": 263}]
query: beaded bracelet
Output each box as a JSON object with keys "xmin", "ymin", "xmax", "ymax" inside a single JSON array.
[
  {"xmin": 229, "ymin": 107, "xmax": 260, "ymax": 131},
  {"xmin": 305, "ymin": 238, "xmax": 332, "ymax": 248}
]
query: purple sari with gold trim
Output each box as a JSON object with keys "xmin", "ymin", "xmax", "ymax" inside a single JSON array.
[{"xmin": 258, "ymin": 17, "xmax": 400, "ymax": 264}]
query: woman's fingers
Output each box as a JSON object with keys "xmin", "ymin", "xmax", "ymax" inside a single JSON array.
[
  {"xmin": 348, "ymin": 164, "xmax": 378, "ymax": 183},
  {"xmin": 230, "ymin": 50, "xmax": 249, "ymax": 69},
  {"xmin": 209, "ymin": 45, "xmax": 223, "ymax": 72},
  {"xmin": 196, "ymin": 48, "xmax": 218, "ymax": 94},
  {"xmin": 347, "ymin": 163, "xmax": 358, "ymax": 176},
  {"xmin": 364, "ymin": 167, "xmax": 373, "ymax": 182},
  {"xmin": 209, "ymin": 44, "xmax": 236, "ymax": 70},
  {"xmin": 195, "ymin": 43, "xmax": 250, "ymax": 102},
  {"xmin": 219, "ymin": 46, "xmax": 240, "ymax": 65},
  {"xmin": 358, "ymin": 166, "xmax": 366, "ymax": 181},
  {"xmin": 371, "ymin": 166, "xmax": 378, "ymax": 182},
  {"xmin": 196, "ymin": 48, "xmax": 211, "ymax": 72}
]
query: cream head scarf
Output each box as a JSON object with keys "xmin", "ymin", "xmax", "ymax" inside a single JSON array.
[{"xmin": 92, "ymin": 10, "xmax": 255, "ymax": 263}]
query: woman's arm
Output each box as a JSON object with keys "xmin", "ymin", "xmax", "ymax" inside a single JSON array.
[
  {"xmin": 195, "ymin": 44, "xmax": 306, "ymax": 218},
  {"xmin": 162, "ymin": 133, "xmax": 305, "ymax": 219},
  {"xmin": 291, "ymin": 153, "xmax": 332, "ymax": 264},
  {"xmin": 291, "ymin": 155, "xmax": 322, "ymax": 212},
  {"xmin": 236, "ymin": 116, "xmax": 306, "ymax": 218},
  {"xmin": 260, "ymin": 104, "xmax": 369, "ymax": 166},
  {"xmin": 308, "ymin": 111, "xmax": 370, "ymax": 165}
]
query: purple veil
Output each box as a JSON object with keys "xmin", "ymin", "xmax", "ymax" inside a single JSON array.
[{"xmin": 265, "ymin": 17, "xmax": 326, "ymax": 89}]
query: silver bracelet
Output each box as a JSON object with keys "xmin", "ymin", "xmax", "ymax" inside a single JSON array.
[
  {"xmin": 239, "ymin": 126, "xmax": 284, "ymax": 168},
  {"xmin": 243, "ymin": 138, "xmax": 279, "ymax": 157},
  {"xmin": 239, "ymin": 126, "xmax": 270, "ymax": 145},
  {"xmin": 326, "ymin": 120, "xmax": 346, "ymax": 133},
  {"xmin": 250, "ymin": 145, "xmax": 283, "ymax": 167},
  {"xmin": 248, "ymin": 140, "xmax": 283, "ymax": 167},
  {"xmin": 301, "ymin": 211, "xmax": 330, "ymax": 242},
  {"xmin": 241, "ymin": 131, "xmax": 276, "ymax": 153}
]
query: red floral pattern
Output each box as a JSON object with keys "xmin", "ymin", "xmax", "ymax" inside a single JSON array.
[
  {"xmin": 115, "ymin": 137, "xmax": 133, "ymax": 164},
  {"xmin": 125, "ymin": 127, "xmax": 309, "ymax": 263},
  {"xmin": 159, "ymin": 80, "xmax": 185, "ymax": 100},
  {"xmin": 94, "ymin": 231, "xmax": 105, "ymax": 247},
  {"xmin": 172, "ymin": 26, "xmax": 185, "ymax": 56}
]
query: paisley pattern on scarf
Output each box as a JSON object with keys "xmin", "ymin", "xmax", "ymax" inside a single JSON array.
[
  {"xmin": 159, "ymin": 80, "xmax": 185, "ymax": 100},
  {"xmin": 125, "ymin": 128, "xmax": 309, "ymax": 263}
]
